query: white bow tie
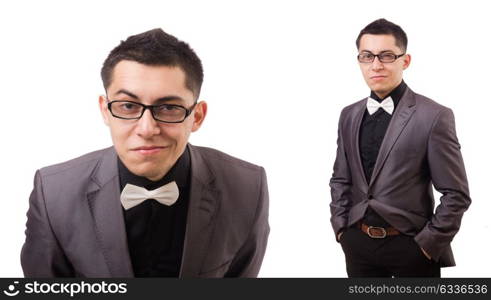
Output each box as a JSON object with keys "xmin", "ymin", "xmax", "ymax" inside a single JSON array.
[
  {"xmin": 120, "ymin": 182, "xmax": 179, "ymax": 210},
  {"xmin": 366, "ymin": 96, "xmax": 394, "ymax": 115}
]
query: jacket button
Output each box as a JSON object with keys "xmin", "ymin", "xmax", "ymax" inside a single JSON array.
[{"xmin": 368, "ymin": 194, "xmax": 373, "ymax": 199}]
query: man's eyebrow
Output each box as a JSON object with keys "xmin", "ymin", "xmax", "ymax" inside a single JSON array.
[
  {"xmin": 154, "ymin": 96, "xmax": 185, "ymax": 103},
  {"xmin": 114, "ymin": 89, "xmax": 139, "ymax": 99},
  {"xmin": 360, "ymin": 50, "xmax": 395, "ymax": 54},
  {"xmin": 379, "ymin": 50, "xmax": 396, "ymax": 54},
  {"xmin": 113, "ymin": 90, "xmax": 184, "ymax": 103}
]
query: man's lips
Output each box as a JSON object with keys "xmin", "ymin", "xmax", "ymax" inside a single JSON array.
[
  {"xmin": 370, "ymin": 75, "xmax": 387, "ymax": 80},
  {"xmin": 131, "ymin": 146, "xmax": 167, "ymax": 155}
]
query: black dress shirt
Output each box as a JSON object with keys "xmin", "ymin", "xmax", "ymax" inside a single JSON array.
[
  {"xmin": 118, "ymin": 147, "xmax": 191, "ymax": 277},
  {"xmin": 359, "ymin": 80, "xmax": 407, "ymax": 227}
]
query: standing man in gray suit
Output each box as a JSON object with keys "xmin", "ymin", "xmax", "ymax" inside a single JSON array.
[
  {"xmin": 21, "ymin": 29, "xmax": 269, "ymax": 278},
  {"xmin": 330, "ymin": 19, "xmax": 471, "ymax": 277}
]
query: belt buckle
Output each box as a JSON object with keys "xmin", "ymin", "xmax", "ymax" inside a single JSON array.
[{"xmin": 367, "ymin": 226, "xmax": 387, "ymax": 238}]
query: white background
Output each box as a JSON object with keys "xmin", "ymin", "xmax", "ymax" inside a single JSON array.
[{"xmin": 0, "ymin": 0, "xmax": 489, "ymax": 277}]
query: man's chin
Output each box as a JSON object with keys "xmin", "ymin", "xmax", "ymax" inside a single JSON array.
[
  {"xmin": 123, "ymin": 157, "xmax": 172, "ymax": 180},
  {"xmin": 370, "ymin": 86, "xmax": 391, "ymax": 97},
  {"xmin": 133, "ymin": 167, "xmax": 169, "ymax": 181}
]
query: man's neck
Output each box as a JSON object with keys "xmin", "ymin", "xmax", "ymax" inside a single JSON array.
[
  {"xmin": 374, "ymin": 91, "xmax": 390, "ymax": 99},
  {"xmin": 371, "ymin": 80, "xmax": 405, "ymax": 101}
]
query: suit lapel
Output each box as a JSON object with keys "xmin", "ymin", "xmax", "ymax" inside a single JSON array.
[
  {"xmin": 179, "ymin": 144, "xmax": 219, "ymax": 278},
  {"xmin": 86, "ymin": 147, "xmax": 134, "ymax": 277},
  {"xmin": 352, "ymin": 101, "xmax": 369, "ymax": 188},
  {"xmin": 369, "ymin": 88, "xmax": 417, "ymax": 186}
]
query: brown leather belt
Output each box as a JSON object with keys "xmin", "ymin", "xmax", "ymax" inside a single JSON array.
[{"xmin": 359, "ymin": 222, "xmax": 400, "ymax": 238}]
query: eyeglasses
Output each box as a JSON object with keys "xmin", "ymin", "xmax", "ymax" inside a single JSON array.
[
  {"xmin": 357, "ymin": 52, "xmax": 405, "ymax": 63},
  {"xmin": 107, "ymin": 100, "xmax": 197, "ymax": 123}
]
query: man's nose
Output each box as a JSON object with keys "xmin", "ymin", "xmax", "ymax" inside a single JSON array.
[
  {"xmin": 371, "ymin": 56, "xmax": 384, "ymax": 70},
  {"xmin": 136, "ymin": 109, "xmax": 161, "ymax": 138}
]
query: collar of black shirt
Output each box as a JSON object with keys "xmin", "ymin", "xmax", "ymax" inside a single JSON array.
[
  {"xmin": 369, "ymin": 80, "xmax": 407, "ymax": 107},
  {"xmin": 117, "ymin": 145, "xmax": 191, "ymax": 192}
]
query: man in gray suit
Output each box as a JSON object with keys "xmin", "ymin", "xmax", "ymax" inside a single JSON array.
[
  {"xmin": 330, "ymin": 19, "xmax": 471, "ymax": 277},
  {"xmin": 21, "ymin": 29, "xmax": 269, "ymax": 278}
]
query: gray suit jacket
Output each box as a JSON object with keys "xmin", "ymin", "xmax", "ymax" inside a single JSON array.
[
  {"xmin": 330, "ymin": 87, "xmax": 471, "ymax": 267},
  {"xmin": 21, "ymin": 144, "xmax": 269, "ymax": 277}
]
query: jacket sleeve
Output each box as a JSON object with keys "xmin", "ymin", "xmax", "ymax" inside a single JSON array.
[
  {"xmin": 414, "ymin": 108, "xmax": 471, "ymax": 261},
  {"xmin": 329, "ymin": 109, "xmax": 353, "ymax": 241},
  {"xmin": 225, "ymin": 167, "xmax": 270, "ymax": 277},
  {"xmin": 21, "ymin": 170, "xmax": 74, "ymax": 277}
]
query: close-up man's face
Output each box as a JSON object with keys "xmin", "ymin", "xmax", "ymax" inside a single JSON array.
[
  {"xmin": 358, "ymin": 34, "xmax": 410, "ymax": 98},
  {"xmin": 99, "ymin": 60, "xmax": 206, "ymax": 181}
]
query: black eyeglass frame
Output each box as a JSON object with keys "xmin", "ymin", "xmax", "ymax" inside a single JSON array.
[
  {"xmin": 357, "ymin": 52, "xmax": 406, "ymax": 63},
  {"xmin": 106, "ymin": 99, "xmax": 198, "ymax": 123}
]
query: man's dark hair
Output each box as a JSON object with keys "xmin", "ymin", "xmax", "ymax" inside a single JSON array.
[
  {"xmin": 356, "ymin": 18, "xmax": 408, "ymax": 52},
  {"xmin": 101, "ymin": 28, "xmax": 203, "ymax": 99}
]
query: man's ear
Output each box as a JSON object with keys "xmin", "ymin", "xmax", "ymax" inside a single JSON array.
[
  {"xmin": 98, "ymin": 95, "xmax": 110, "ymax": 126},
  {"xmin": 403, "ymin": 54, "xmax": 411, "ymax": 70},
  {"xmin": 191, "ymin": 101, "xmax": 207, "ymax": 132}
]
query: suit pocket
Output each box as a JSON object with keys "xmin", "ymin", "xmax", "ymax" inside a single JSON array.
[
  {"xmin": 406, "ymin": 236, "xmax": 432, "ymax": 262},
  {"xmin": 339, "ymin": 228, "xmax": 349, "ymax": 244}
]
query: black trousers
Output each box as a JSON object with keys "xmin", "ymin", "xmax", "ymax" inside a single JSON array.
[{"xmin": 340, "ymin": 226, "xmax": 441, "ymax": 277}]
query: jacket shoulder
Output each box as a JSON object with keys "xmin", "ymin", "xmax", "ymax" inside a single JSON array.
[
  {"xmin": 341, "ymin": 97, "xmax": 366, "ymax": 115},
  {"xmin": 412, "ymin": 91, "xmax": 452, "ymax": 113},
  {"xmin": 191, "ymin": 145, "xmax": 263, "ymax": 173},
  {"xmin": 39, "ymin": 147, "xmax": 112, "ymax": 178},
  {"xmin": 336, "ymin": 98, "xmax": 366, "ymax": 128}
]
